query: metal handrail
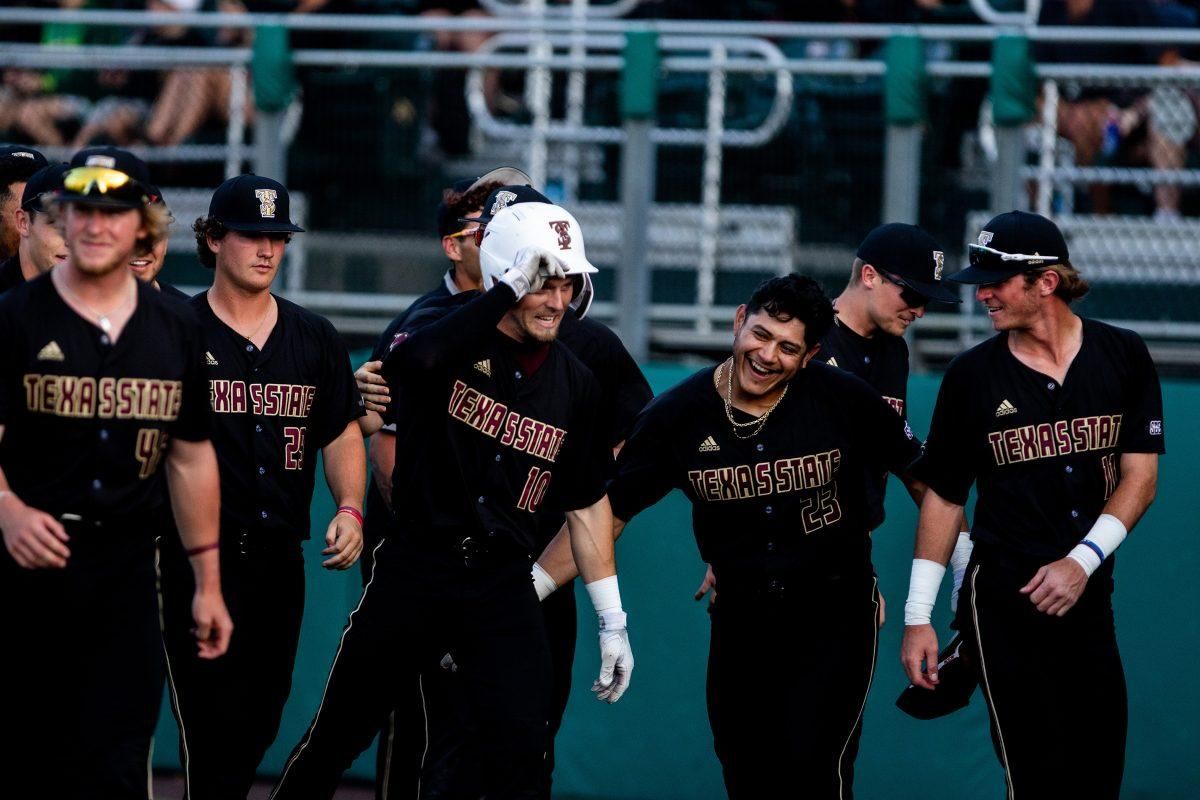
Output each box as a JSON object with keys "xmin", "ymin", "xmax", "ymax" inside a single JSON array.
[
  {"xmin": 9, "ymin": 9, "xmax": 1200, "ymax": 46},
  {"xmin": 465, "ymin": 33, "xmax": 793, "ymax": 149},
  {"xmin": 477, "ymin": 0, "xmax": 642, "ymax": 18}
]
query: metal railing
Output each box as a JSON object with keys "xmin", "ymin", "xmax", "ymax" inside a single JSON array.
[{"xmin": 6, "ymin": 10, "xmax": 1200, "ymax": 367}]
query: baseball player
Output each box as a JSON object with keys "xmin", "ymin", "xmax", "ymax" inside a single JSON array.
[
  {"xmin": 128, "ymin": 184, "xmax": 190, "ymax": 300},
  {"xmin": 0, "ymin": 146, "xmax": 231, "ymax": 799},
  {"xmin": 901, "ymin": 211, "xmax": 1164, "ymax": 799},
  {"xmin": 0, "ymin": 144, "xmax": 51, "ymax": 271},
  {"xmin": 357, "ymin": 182, "xmax": 651, "ymax": 798},
  {"xmin": 158, "ymin": 174, "xmax": 367, "ymax": 800},
  {"xmin": 0, "ymin": 162, "xmax": 69, "ymax": 294},
  {"xmin": 538, "ymin": 274, "xmax": 924, "ymax": 798},
  {"xmin": 271, "ymin": 200, "xmax": 633, "ymax": 800}
]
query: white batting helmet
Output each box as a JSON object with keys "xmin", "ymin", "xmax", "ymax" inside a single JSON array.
[{"xmin": 479, "ymin": 201, "xmax": 598, "ymax": 312}]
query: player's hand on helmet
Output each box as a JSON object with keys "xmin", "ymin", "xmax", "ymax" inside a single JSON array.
[
  {"xmin": 1020, "ymin": 557, "xmax": 1088, "ymax": 616},
  {"xmin": 354, "ymin": 360, "xmax": 389, "ymax": 414},
  {"xmin": 192, "ymin": 588, "xmax": 233, "ymax": 659},
  {"xmin": 322, "ymin": 509, "xmax": 364, "ymax": 570},
  {"xmin": 693, "ymin": 563, "xmax": 717, "ymax": 609},
  {"xmin": 501, "ymin": 246, "xmax": 566, "ymax": 300},
  {"xmin": 592, "ymin": 611, "xmax": 634, "ymax": 704},
  {"xmin": 901, "ymin": 624, "xmax": 941, "ymax": 690},
  {"xmin": 0, "ymin": 494, "xmax": 70, "ymax": 569}
]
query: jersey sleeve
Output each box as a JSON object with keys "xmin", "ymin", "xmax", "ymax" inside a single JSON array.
[
  {"xmin": 313, "ymin": 322, "xmax": 367, "ymax": 451},
  {"xmin": 382, "ymin": 285, "xmax": 515, "ymax": 381},
  {"xmin": 542, "ymin": 369, "xmax": 610, "ymax": 514},
  {"xmin": 851, "ymin": 376, "xmax": 922, "ymax": 476},
  {"xmin": 607, "ymin": 395, "xmax": 682, "ymax": 523},
  {"xmin": 1118, "ymin": 332, "xmax": 1166, "ymax": 454},
  {"xmin": 169, "ymin": 314, "xmax": 212, "ymax": 442},
  {"xmin": 910, "ymin": 360, "xmax": 975, "ymax": 506}
]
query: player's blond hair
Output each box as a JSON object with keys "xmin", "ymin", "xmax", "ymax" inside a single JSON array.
[{"xmin": 1025, "ymin": 261, "xmax": 1090, "ymax": 303}]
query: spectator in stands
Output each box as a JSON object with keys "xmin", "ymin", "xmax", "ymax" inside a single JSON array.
[
  {"xmin": 73, "ymin": 0, "xmax": 254, "ymax": 149},
  {"xmin": 1037, "ymin": 0, "xmax": 1200, "ymax": 218}
]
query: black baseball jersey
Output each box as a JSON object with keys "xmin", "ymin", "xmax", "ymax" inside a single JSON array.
[
  {"xmin": 158, "ymin": 282, "xmax": 191, "ymax": 302},
  {"xmin": 381, "ymin": 284, "xmax": 609, "ymax": 552},
  {"xmin": 192, "ymin": 292, "xmax": 365, "ymax": 539},
  {"xmin": 913, "ymin": 318, "xmax": 1165, "ymax": 565},
  {"xmin": 815, "ymin": 315, "xmax": 918, "ymax": 528},
  {"xmin": 0, "ymin": 274, "xmax": 210, "ymax": 520},
  {"xmin": 0, "ymin": 255, "xmax": 24, "ymax": 294},
  {"xmin": 816, "ymin": 316, "xmax": 912, "ymax": 418},
  {"xmin": 608, "ymin": 362, "xmax": 921, "ymax": 587}
]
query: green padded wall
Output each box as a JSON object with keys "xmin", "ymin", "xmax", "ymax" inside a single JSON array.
[{"xmin": 155, "ymin": 362, "xmax": 1200, "ymax": 799}]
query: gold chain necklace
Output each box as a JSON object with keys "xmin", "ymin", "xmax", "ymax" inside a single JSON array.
[{"xmin": 718, "ymin": 357, "xmax": 788, "ymax": 439}]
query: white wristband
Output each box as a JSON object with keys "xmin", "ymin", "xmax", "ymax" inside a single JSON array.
[
  {"xmin": 950, "ymin": 532, "xmax": 974, "ymax": 589},
  {"xmin": 904, "ymin": 558, "xmax": 947, "ymax": 626},
  {"xmin": 1066, "ymin": 513, "xmax": 1128, "ymax": 578},
  {"xmin": 531, "ymin": 562, "xmax": 558, "ymax": 602},
  {"xmin": 585, "ymin": 574, "xmax": 623, "ymax": 614}
]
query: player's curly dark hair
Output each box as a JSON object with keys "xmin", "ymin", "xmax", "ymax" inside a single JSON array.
[
  {"xmin": 193, "ymin": 215, "xmax": 291, "ymax": 269},
  {"xmin": 745, "ymin": 274, "xmax": 835, "ymax": 348}
]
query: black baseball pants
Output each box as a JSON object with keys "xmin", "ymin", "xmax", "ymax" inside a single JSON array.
[
  {"xmin": 373, "ymin": 577, "xmax": 577, "ymax": 800},
  {"xmin": 1, "ymin": 520, "xmax": 162, "ymax": 800},
  {"xmin": 160, "ymin": 532, "xmax": 306, "ymax": 800},
  {"xmin": 961, "ymin": 549, "xmax": 1126, "ymax": 800},
  {"xmin": 272, "ymin": 536, "xmax": 553, "ymax": 800},
  {"xmin": 706, "ymin": 574, "xmax": 880, "ymax": 800}
]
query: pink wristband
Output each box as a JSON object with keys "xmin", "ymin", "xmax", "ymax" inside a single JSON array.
[
  {"xmin": 337, "ymin": 506, "xmax": 364, "ymax": 526},
  {"xmin": 185, "ymin": 541, "xmax": 220, "ymax": 557}
]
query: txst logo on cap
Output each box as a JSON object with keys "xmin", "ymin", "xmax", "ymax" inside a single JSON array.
[
  {"xmin": 933, "ymin": 251, "xmax": 945, "ymax": 281},
  {"xmin": 977, "ymin": 231, "xmax": 994, "ymax": 246},
  {"xmin": 13, "ymin": 151, "xmax": 36, "ymax": 160},
  {"xmin": 255, "ymin": 189, "xmax": 278, "ymax": 219},
  {"xmin": 549, "ymin": 220, "xmax": 572, "ymax": 250},
  {"xmin": 85, "ymin": 155, "xmax": 117, "ymax": 168},
  {"xmin": 490, "ymin": 190, "xmax": 518, "ymax": 216}
]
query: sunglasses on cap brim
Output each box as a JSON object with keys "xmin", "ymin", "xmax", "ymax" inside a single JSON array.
[
  {"xmin": 61, "ymin": 166, "xmax": 149, "ymax": 202},
  {"xmin": 877, "ymin": 270, "xmax": 930, "ymax": 308},
  {"xmin": 968, "ymin": 243, "xmax": 1061, "ymax": 269}
]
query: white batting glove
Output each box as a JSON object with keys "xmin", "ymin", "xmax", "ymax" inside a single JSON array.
[
  {"xmin": 586, "ymin": 576, "xmax": 634, "ymax": 703},
  {"xmin": 500, "ymin": 246, "xmax": 566, "ymax": 300}
]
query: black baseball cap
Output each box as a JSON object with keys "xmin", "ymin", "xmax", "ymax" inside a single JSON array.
[
  {"xmin": 468, "ymin": 184, "xmax": 553, "ymax": 226},
  {"xmin": 953, "ymin": 210, "xmax": 1070, "ymax": 285},
  {"xmin": 58, "ymin": 147, "xmax": 154, "ymax": 209},
  {"xmin": 20, "ymin": 163, "xmax": 69, "ymax": 212},
  {"xmin": 895, "ymin": 633, "xmax": 979, "ymax": 720},
  {"xmin": 437, "ymin": 167, "xmax": 535, "ymax": 236},
  {"xmin": 208, "ymin": 174, "xmax": 304, "ymax": 233},
  {"xmin": 0, "ymin": 145, "xmax": 49, "ymax": 185},
  {"xmin": 857, "ymin": 223, "xmax": 960, "ymax": 304}
]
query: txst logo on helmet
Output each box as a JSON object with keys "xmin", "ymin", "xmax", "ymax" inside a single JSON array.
[
  {"xmin": 255, "ymin": 189, "xmax": 278, "ymax": 219},
  {"xmin": 549, "ymin": 220, "xmax": 572, "ymax": 250}
]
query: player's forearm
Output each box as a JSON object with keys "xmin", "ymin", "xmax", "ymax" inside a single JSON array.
[
  {"xmin": 165, "ymin": 439, "xmax": 222, "ymax": 592},
  {"xmin": 1101, "ymin": 452, "xmax": 1158, "ymax": 532},
  {"xmin": 566, "ymin": 495, "xmax": 617, "ymax": 584},
  {"xmin": 357, "ymin": 409, "xmax": 384, "ymax": 437},
  {"xmin": 901, "ymin": 473, "xmax": 928, "ymax": 509},
  {"xmin": 323, "ymin": 422, "xmax": 367, "ymax": 510},
  {"xmin": 913, "ymin": 487, "xmax": 964, "ymax": 565},
  {"xmin": 539, "ymin": 514, "xmax": 626, "ymax": 586}
]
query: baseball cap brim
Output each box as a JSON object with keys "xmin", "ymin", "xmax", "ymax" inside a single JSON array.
[
  {"xmin": 222, "ymin": 220, "xmax": 305, "ymax": 234},
  {"xmin": 898, "ymin": 275, "xmax": 962, "ymax": 303},
  {"xmin": 56, "ymin": 190, "xmax": 146, "ymax": 209},
  {"xmin": 895, "ymin": 633, "xmax": 979, "ymax": 720}
]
